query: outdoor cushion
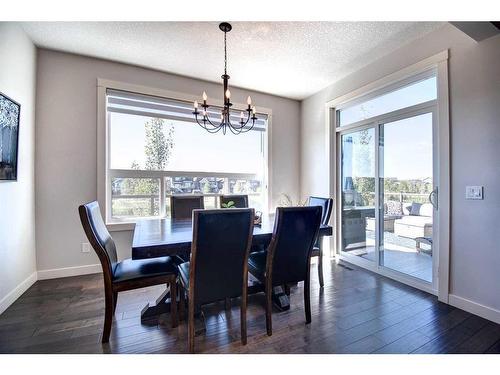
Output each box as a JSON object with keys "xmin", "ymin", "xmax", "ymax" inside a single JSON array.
[
  {"xmin": 395, "ymin": 215, "xmax": 432, "ymax": 227},
  {"xmin": 409, "ymin": 202, "xmax": 422, "ymax": 216},
  {"xmin": 419, "ymin": 203, "xmax": 433, "ymax": 217},
  {"xmin": 386, "ymin": 200, "xmax": 403, "ymax": 216}
]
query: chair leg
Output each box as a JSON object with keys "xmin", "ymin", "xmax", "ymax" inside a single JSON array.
[
  {"xmin": 304, "ymin": 276, "xmax": 312, "ymax": 324},
  {"xmin": 170, "ymin": 280, "xmax": 178, "ymax": 328},
  {"xmin": 225, "ymin": 297, "xmax": 231, "ymax": 311},
  {"xmin": 102, "ymin": 290, "xmax": 114, "ymax": 343},
  {"xmin": 318, "ymin": 240, "xmax": 324, "ymax": 288},
  {"xmin": 188, "ymin": 296, "xmax": 195, "ymax": 353},
  {"xmin": 241, "ymin": 290, "xmax": 247, "ymax": 345},
  {"xmin": 178, "ymin": 284, "xmax": 185, "ymax": 321},
  {"xmin": 112, "ymin": 292, "xmax": 118, "ymax": 315},
  {"xmin": 265, "ymin": 281, "xmax": 273, "ymax": 336}
]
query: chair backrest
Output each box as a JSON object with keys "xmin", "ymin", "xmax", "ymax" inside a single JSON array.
[
  {"xmin": 220, "ymin": 194, "xmax": 249, "ymax": 208},
  {"xmin": 171, "ymin": 196, "xmax": 205, "ymax": 220},
  {"xmin": 190, "ymin": 208, "xmax": 254, "ymax": 307},
  {"xmin": 308, "ymin": 196, "xmax": 333, "ymax": 226},
  {"xmin": 78, "ymin": 201, "xmax": 118, "ymax": 280},
  {"xmin": 267, "ymin": 206, "xmax": 322, "ymax": 285}
]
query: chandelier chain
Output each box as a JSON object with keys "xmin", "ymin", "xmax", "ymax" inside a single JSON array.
[{"xmin": 224, "ymin": 31, "xmax": 227, "ymax": 75}]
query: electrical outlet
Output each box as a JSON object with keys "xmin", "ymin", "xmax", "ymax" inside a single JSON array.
[
  {"xmin": 81, "ymin": 243, "xmax": 91, "ymax": 253},
  {"xmin": 466, "ymin": 186, "xmax": 483, "ymax": 200}
]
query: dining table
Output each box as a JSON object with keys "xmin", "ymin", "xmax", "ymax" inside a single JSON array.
[{"xmin": 132, "ymin": 213, "xmax": 333, "ymax": 322}]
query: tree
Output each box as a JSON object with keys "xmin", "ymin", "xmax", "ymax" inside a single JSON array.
[
  {"xmin": 145, "ymin": 118, "xmax": 175, "ymax": 171},
  {"xmin": 115, "ymin": 119, "xmax": 175, "ymax": 217}
]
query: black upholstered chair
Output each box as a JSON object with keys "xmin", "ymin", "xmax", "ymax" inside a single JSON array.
[
  {"xmin": 220, "ymin": 194, "xmax": 249, "ymax": 208},
  {"xmin": 308, "ymin": 196, "xmax": 333, "ymax": 287},
  {"xmin": 170, "ymin": 195, "xmax": 204, "ymax": 220},
  {"xmin": 178, "ymin": 208, "xmax": 254, "ymax": 353},
  {"xmin": 78, "ymin": 201, "xmax": 178, "ymax": 343},
  {"xmin": 248, "ymin": 206, "xmax": 322, "ymax": 336}
]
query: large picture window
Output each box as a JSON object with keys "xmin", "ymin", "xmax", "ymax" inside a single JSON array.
[{"xmin": 104, "ymin": 88, "xmax": 269, "ymax": 223}]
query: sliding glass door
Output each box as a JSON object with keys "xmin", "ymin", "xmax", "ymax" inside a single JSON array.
[
  {"xmin": 379, "ymin": 112, "xmax": 435, "ymax": 283},
  {"xmin": 340, "ymin": 128, "xmax": 376, "ymax": 263},
  {"xmin": 337, "ymin": 71, "xmax": 438, "ymax": 291}
]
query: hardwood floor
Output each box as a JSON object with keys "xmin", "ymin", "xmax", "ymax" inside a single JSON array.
[{"xmin": 1, "ymin": 259, "xmax": 499, "ymax": 354}]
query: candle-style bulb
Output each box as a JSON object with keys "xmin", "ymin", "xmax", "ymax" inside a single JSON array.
[
  {"xmin": 194, "ymin": 100, "xmax": 198, "ymax": 109},
  {"xmin": 225, "ymin": 89, "xmax": 231, "ymax": 99},
  {"xmin": 202, "ymin": 109, "xmax": 206, "ymax": 117},
  {"xmin": 202, "ymin": 91, "xmax": 207, "ymax": 101},
  {"xmin": 240, "ymin": 111, "xmax": 244, "ymax": 119},
  {"xmin": 247, "ymin": 96, "xmax": 252, "ymax": 105},
  {"xmin": 252, "ymin": 106, "xmax": 256, "ymax": 114}
]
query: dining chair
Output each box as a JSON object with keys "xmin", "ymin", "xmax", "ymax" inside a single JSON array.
[
  {"xmin": 170, "ymin": 195, "xmax": 204, "ymax": 220},
  {"xmin": 220, "ymin": 194, "xmax": 249, "ymax": 208},
  {"xmin": 78, "ymin": 201, "xmax": 179, "ymax": 343},
  {"xmin": 308, "ymin": 196, "xmax": 334, "ymax": 287},
  {"xmin": 177, "ymin": 208, "xmax": 254, "ymax": 353},
  {"xmin": 247, "ymin": 206, "xmax": 322, "ymax": 336}
]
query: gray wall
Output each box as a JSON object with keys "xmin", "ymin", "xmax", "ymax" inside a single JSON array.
[
  {"xmin": 35, "ymin": 49, "xmax": 301, "ymax": 271},
  {"xmin": 0, "ymin": 23, "xmax": 37, "ymax": 311},
  {"xmin": 300, "ymin": 24, "xmax": 500, "ymax": 312}
]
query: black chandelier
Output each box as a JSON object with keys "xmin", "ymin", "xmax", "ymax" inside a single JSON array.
[{"xmin": 192, "ymin": 22, "xmax": 257, "ymax": 135}]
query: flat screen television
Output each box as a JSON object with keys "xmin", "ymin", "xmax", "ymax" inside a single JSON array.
[{"xmin": 0, "ymin": 92, "xmax": 20, "ymax": 181}]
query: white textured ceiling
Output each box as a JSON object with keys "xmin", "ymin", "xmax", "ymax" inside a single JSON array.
[{"xmin": 21, "ymin": 22, "xmax": 444, "ymax": 100}]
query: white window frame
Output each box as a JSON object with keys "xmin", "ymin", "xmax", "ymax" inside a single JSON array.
[
  {"xmin": 97, "ymin": 79, "xmax": 273, "ymax": 232},
  {"xmin": 325, "ymin": 50, "xmax": 450, "ymax": 302}
]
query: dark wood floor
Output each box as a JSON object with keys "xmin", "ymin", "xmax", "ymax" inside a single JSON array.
[{"xmin": 1, "ymin": 259, "xmax": 499, "ymax": 354}]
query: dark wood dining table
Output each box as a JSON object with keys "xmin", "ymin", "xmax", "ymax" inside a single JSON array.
[{"xmin": 132, "ymin": 213, "xmax": 333, "ymax": 321}]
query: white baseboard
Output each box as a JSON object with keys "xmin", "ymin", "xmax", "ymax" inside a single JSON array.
[
  {"xmin": 0, "ymin": 272, "xmax": 38, "ymax": 315},
  {"xmin": 37, "ymin": 264, "xmax": 102, "ymax": 280},
  {"xmin": 449, "ymin": 294, "xmax": 500, "ymax": 325}
]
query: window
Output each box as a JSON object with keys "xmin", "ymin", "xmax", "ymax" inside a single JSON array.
[
  {"xmin": 104, "ymin": 88, "xmax": 269, "ymax": 223},
  {"xmin": 337, "ymin": 72, "xmax": 437, "ymax": 127}
]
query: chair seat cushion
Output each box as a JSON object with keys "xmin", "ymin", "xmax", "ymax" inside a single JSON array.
[
  {"xmin": 113, "ymin": 256, "xmax": 178, "ymax": 283},
  {"xmin": 178, "ymin": 261, "xmax": 190, "ymax": 289},
  {"xmin": 248, "ymin": 250, "xmax": 267, "ymax": 281}
]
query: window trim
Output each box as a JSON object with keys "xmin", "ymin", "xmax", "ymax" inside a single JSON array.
[{"xmin": 97, "ymin": 79, "xmax": 273, "ymax": 232}]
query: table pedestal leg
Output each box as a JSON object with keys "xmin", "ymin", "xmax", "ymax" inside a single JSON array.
[
  {"xmin": 141, "ymin": 287, "xmax": 172, "ymax": 321},
  {"xmin": 247, "ymin": 278, "xmax": 290, "ymax": 311},
  {"xmin": 272, "ymin": 285, "xmax": 290, "ymax": 311}
]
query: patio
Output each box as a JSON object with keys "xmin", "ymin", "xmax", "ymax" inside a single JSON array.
[{"xmin": 344, "ymin": 230, "xmax": 433, "ymax": 283}]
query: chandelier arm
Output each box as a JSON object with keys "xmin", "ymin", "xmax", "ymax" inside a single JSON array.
[
  {"xmin": 234, "ymin": 111, "xmax": 256, "ymax": 133},
  {"xmin": 204, "ymin": 115, "xmax": 222, "ymax": 129},
  {"xmin": 194, "ymin": 113, "xmax": 208, "ymax": 130},
  {"xmin": 200, "ymin": 117, "xmax": 223, "ymax": 133},
  {"xmin": 195, "ymin": 113, "xmax": 224, "ymax": 133},
  {"xmin": 239, "ymin": 116, "xmax": 257, "ymax": 133},
  {"xmin": 227, "ymin": 120, "xmax": 243, "ymax": 135}
]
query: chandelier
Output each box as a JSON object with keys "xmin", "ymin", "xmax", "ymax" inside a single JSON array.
[{"xmin": 192, "ymin": 22, "xmax": 257, "ymax": 135}]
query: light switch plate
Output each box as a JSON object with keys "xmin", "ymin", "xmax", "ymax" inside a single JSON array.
[{"xmin": 466, "ymin": 186, "xmax": 483, "ymax": 200}]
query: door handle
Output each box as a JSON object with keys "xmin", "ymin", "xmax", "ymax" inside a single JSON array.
[{"xmin": 429, "ymin": 187, "xmax": 438, "ymax": 210}]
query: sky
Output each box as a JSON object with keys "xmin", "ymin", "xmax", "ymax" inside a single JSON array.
[
  {"xmin": 109, "ymin": 113, "xmax": 265, "ymax": 177},
  {"xmin": 343, "ymin": 112, "xmax": 433, "ymax": 181},
  {"xmin": 339, "ymin": 76, "xmax": 436, "ymax": 126},
  {"xmin": 341, "ymin": 75, "xmax": 435, "ymax": 181}
]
